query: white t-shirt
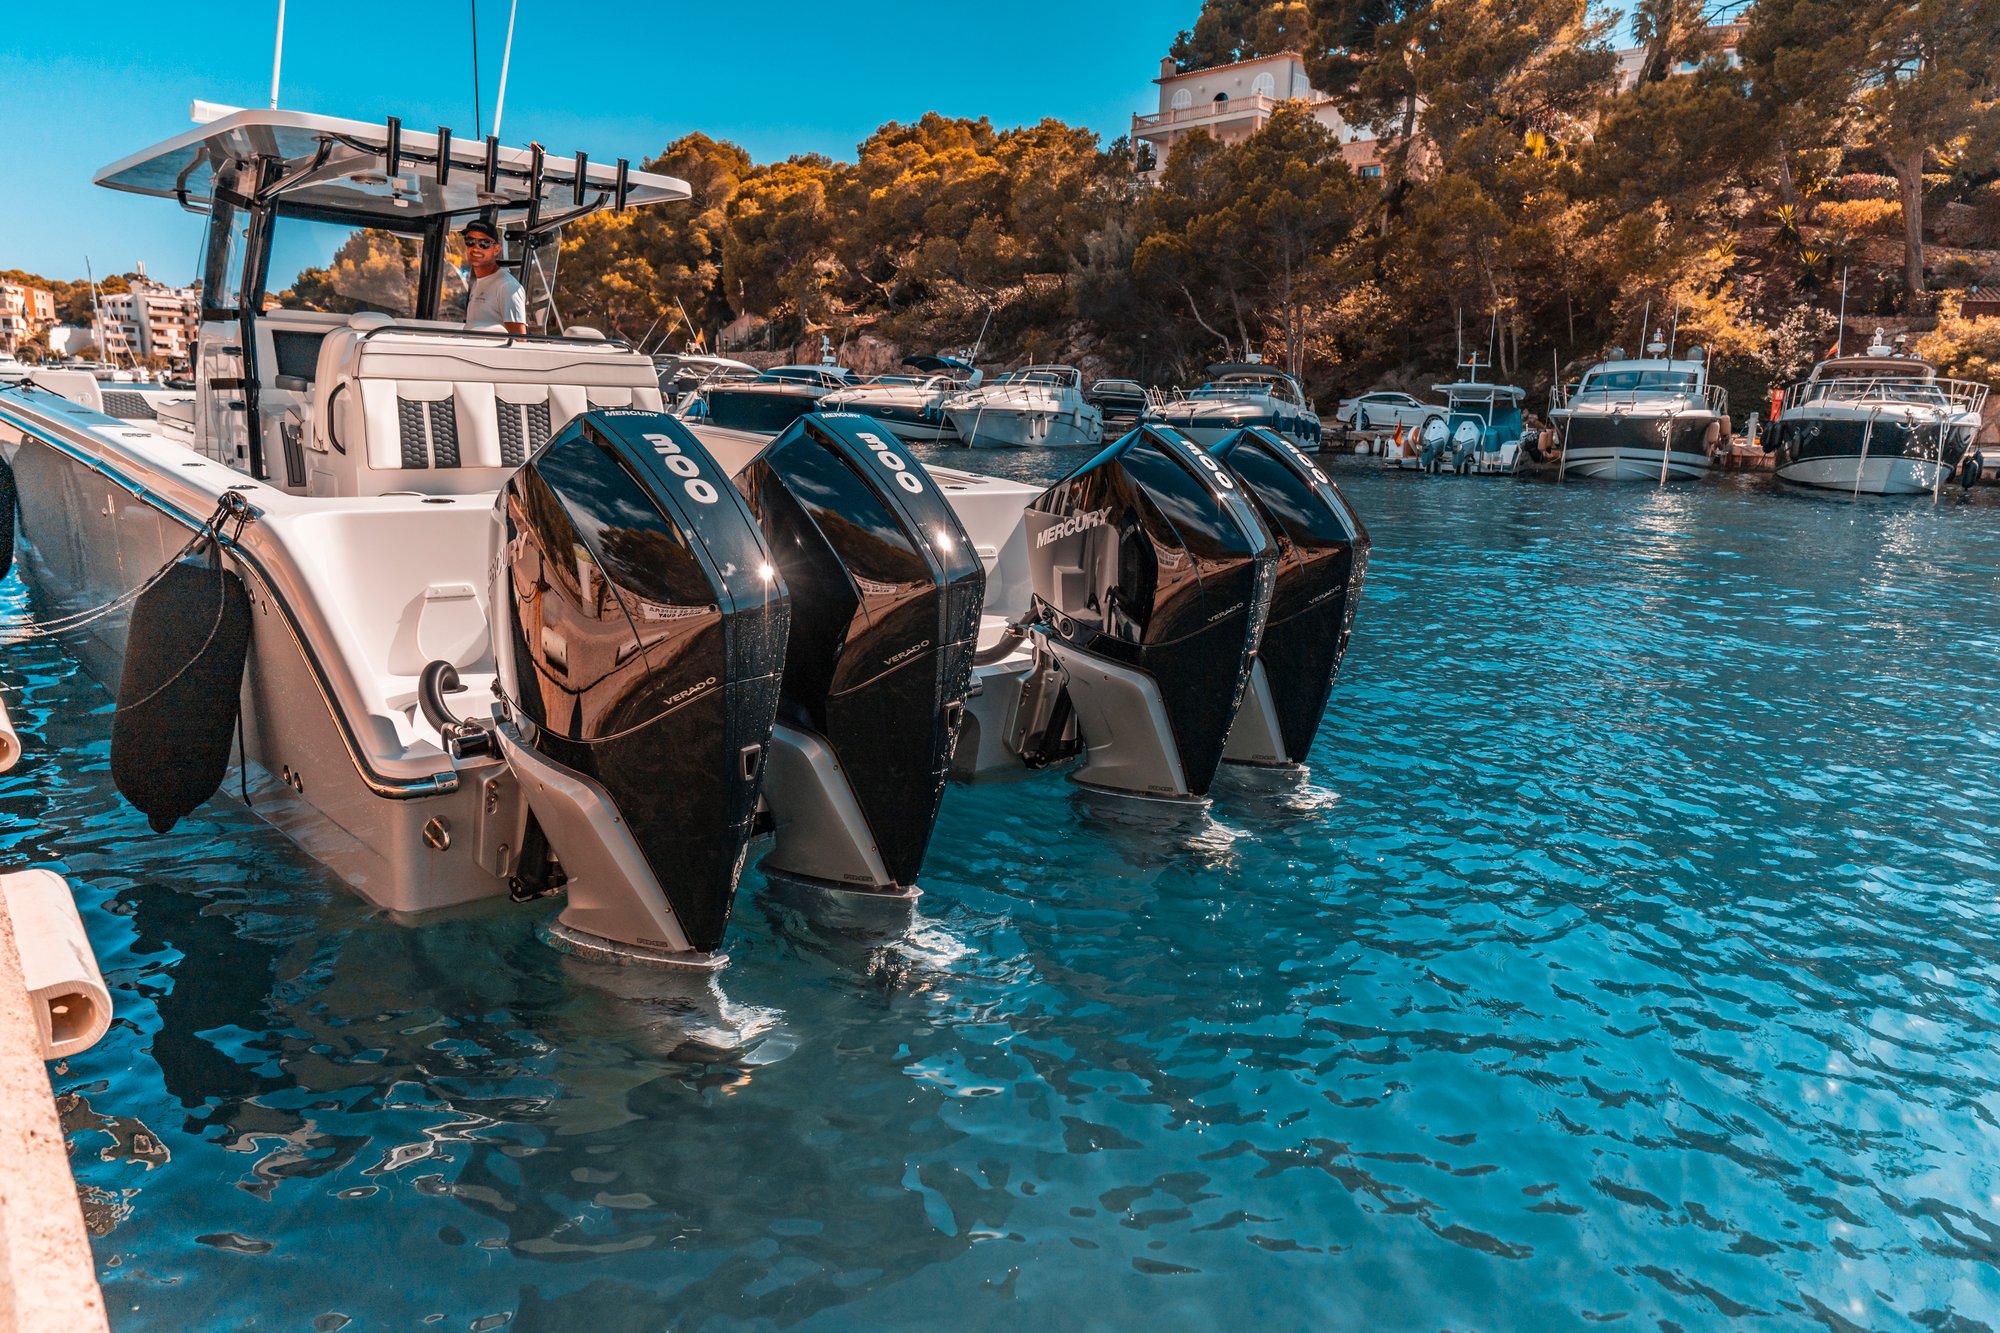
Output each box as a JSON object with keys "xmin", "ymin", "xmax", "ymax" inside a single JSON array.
[{"xmin": 465, "ymin": 267, "xmax": 527, "ymax": 331}]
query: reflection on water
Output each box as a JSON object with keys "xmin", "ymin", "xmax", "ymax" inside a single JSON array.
[{"xmin": 12, "ymin": 464, "xmax": 2000, "ymax": 1327}]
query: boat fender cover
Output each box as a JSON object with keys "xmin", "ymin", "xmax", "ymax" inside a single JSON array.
[
  {"xmin": 735, "ymin": 412, "xmax": 986, "ymax": 885},
  {"xmin": 1026, "ymin": 423, "xmax": 1278, "ymax": 795},
  {"xmin": 111, "ymin": 554, "xmax": 252, "ymax": 832},
  {"xmin": 1211, "ymin": 426, "xmax": 1371, "ymax": 763},
  {"xmin": 494, "ymin": 410, "xmax": 790, "ymax": 952}
]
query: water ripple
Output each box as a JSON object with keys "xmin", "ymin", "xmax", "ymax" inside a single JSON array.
[{"xmin": 15, "ymin": 466, "xmax": 2000, "ymax": 1328}]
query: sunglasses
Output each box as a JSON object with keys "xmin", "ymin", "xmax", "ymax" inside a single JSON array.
[{"xmin": 464, "ymin": 236, "xmax": 499, "ymax": 249}]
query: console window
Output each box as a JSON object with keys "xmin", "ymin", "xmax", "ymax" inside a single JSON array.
[{"xmin": 267, "ymin": 218, "xmax": 426, "ymax": 318}]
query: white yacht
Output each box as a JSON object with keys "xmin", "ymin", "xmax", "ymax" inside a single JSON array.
[
  {"xmin": 818, "ymin": 355, "xmax": 979, "ymax": 444},
  {"xmin": 1146, "ymin": 362, "xmax": 1321, "ymax": 448},
  {"xmin": 941, "ymin": 365, "xmax": 1103, "ymax": 449},
  {"xmin": 0, "ymin": 107, "xmax": 1372, "ymax": 972},
  {"xmin": 1549, "ymin": 337, "xmax": 1728, "ymax": 481},
  {"xmin": 1771, "ymin": 334, "xmax": 1988, "ymax": 494},
  {"xmin": 655, "ymin": 353, "xmax": 756, "ymax": 416}
]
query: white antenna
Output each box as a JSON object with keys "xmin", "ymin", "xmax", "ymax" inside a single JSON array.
[
  {"xmin": 492, "ymin": 0, "xmax": 519, "ymax": 141},
  {"xmin": 1637, "ymin": 299, "xmax": 1651, "ymax": 357},
  {"xmin": 1666, "ymin": 300, "xmax": 1680, "ymax": 358},
  {"xmin": 269, "ymin": 0, "xmax": 286, "ymax": 109},
  {"xmin": 1835, "ymin": 266, "xmax": 1849, "ymax": 356}
]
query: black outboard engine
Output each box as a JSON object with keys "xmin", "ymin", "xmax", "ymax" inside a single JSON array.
[
  {"xmin": 1024, "ymin": 424, "xmax": 1277, "ymax": 799},
  {"xmin": 735, "ymin": 412, "xmax": 986, "ymax": 892},
  {"xmin": 1209, "ymin": 426, "xmax": 1370, "ymax": 766},
  {"xmin": 490, "ymin": 410, "xmax": 790, "ymax": 964}
]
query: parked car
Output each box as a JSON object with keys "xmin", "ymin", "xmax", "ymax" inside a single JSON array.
[
  {"xmin": 1086, "ymin": 378, "xmax": 1152, "ymax": 427},
  {"xmin": 1334, "ymin": 390, "xmax": 1439, "ymax": 435}
]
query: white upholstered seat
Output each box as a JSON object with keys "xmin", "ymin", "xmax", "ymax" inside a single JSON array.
[{"xmin": 307, "ymin": 315, "xmax": 664, "ymax": 497}]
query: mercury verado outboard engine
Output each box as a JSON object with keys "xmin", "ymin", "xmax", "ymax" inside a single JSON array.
[
  {"xmin": 1021, "ymin": 424, "xmax": 1277, "ymax": 800},
  {"xmin": 1209, "ymin": 425, "xmax": 1370, "ymax": 767},
  {"xmin": 490, "ymin": 410, "xmax": 790, "ymax": 966},
  {"xmin": 735, "ymin": 412, "xmax": 986, "ymax": 894}
]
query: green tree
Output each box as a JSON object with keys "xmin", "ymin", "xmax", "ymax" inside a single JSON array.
[
  {"xmin": 724, "ymin": 156, "xmax": 844, "ymax": 327},
  {"xmin": 1171, "ymin": 1, "xmax": 1315, "ymax": 71},
  {"xmin": 561, "ymin": 132, "xmax": 753, "ymax": 343},
  {"xmin": 1741, "ymin": 0, "xmax": 2000, "ymax": 296},
  {"xmin": 1133, "ymin": 105, "xmax": 1365, "ymax": 377}
]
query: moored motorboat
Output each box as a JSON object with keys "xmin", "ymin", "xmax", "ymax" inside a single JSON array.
[
  {"xmin": 817, "ymin": 354, "xmax": 979, "ymax": 443},
  {"xmin": 700, "ymin": 360, "xmax": 856, "ymax": 435},
  {"xmin": 0, "ymin": 106, "xmax": 1373, "ymax": 972},
  {"xmin": 1385, "ymin": 376, "xmax": 1531, "ymax": 475},
  {"xmin": 1771, "ymin": 334, "xmax": 1988, "ymax": 495},
  {"xmin": 1146, "ymin": 362, "xmax": 1322, "ymax": 448},
  {"xmin": 942, "ymin": 365, "xmax": 1103, "ymax": 449},
  {"xmin": 1550, "ymin": 338, "xmax": 1728, "ymax": 482}
]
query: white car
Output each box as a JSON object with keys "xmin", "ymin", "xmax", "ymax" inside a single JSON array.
[{"xmin": 1334, "ymin": 390, "xmax": 1440, "ymax": 435}]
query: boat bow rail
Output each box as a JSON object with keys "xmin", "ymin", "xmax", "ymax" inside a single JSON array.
[{"xmin": 0, "ymin": 387, "xmax": 467, "ymax": 799}]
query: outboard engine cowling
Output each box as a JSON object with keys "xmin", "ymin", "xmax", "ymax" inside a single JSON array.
[
  {"xmin": 1025, "ymin": 424, "xmax": 1277, "ymax": 799},
  {"xmin": 1210, "ymin": 426, "xmax": 1370, "ymax": 766},
  {"xmin": 736, "ymin": 412, "xmax": 985, "ymax": 891},
  {"xmin": 491, "ymin": 410, "xmax": 790, "ymax": 963}
]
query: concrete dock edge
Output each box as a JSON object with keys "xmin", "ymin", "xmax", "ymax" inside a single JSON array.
[{"xmin": 0, "ymin": 888, "xmax": 109, "ymax": 1333}]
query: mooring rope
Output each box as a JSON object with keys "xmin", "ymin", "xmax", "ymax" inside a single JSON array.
[{"xmin": 0, "ymin": 492, "xmax": 252, "ymax": 643}]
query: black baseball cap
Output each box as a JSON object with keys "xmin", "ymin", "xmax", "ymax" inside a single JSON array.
[{"xmin": 461, "ymin": 218, "xmax": 501, "ymax": 244}]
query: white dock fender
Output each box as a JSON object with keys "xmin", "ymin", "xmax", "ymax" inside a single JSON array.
[{"xmin": 0, "ymin": 870, "xmax": 112, "ymax": 1060}]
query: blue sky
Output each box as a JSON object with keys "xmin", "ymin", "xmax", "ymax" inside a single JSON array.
[{"xmin": 0, "ymin": 0, "xmax": 1199, "ymax": 286}]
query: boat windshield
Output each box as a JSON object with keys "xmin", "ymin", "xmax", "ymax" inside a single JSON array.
[
  {"xmin": 1192, "ymin": 375, "xmax": 1291, "ymax": 401},
  {"xmin": 1000, "ymin": 368, "xmax": 1075, "ymax": 388},
  {"xmin": 868, "ymin": 375, "xmax": 925, "ymax": 386},
  {"xmin": 267, "ymin": 217, "xmax": 432, "ymax": 319},
  {"xmin": 1812, "ymin": 378, "xmax": 1954, "ymax": 406},
  {"xmin": 1581, "ymin": 369, "xmax": 1699, "ymax": 395}
]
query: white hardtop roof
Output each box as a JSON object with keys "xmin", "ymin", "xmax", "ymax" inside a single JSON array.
[
  {"xmin": 1810, "ymin": 355, "xmax": 1938, "ymax": 379},
  {"xmin": 1435, "ymin": 381, "xmax": 1525, "ymax": 400},
  {"xmin": 95, "ymin": 105, "xmax": 688, "ymax": 219},
  {"xmin": 1586, "ymin": 356, "xmax": 1704, "ymax": 374}
]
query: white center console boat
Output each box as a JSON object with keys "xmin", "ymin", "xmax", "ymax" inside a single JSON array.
[{"xmin": 0, "ymin": 107, "xmax": 1372, "ymax": 973}]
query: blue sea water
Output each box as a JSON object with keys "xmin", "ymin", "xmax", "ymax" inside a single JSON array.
[{"xmin": 12, "ymin": 460, "xmax": 2000, "ymax": 1329}]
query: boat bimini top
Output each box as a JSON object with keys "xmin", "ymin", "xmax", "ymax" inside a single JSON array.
[{"xmin": 97, "ymin": 103, "xmax": 687, "ymax": 220}]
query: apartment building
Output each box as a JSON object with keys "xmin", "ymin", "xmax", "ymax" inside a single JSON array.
[
  {"xmin": 0, "ymin": 282, "xmax": 56, "ymax": 350},
  {"xmin": 93, "ymin": 272, "xmax": 200, "ymax": 365},
  {"xmin": 1131, "ymin": 52, "xmax": 1384, "ymax": 182}
]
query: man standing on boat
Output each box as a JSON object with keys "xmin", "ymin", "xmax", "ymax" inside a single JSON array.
[{"xmin": 461, "ymin": 219, "xmax": 527, "ymax": 335}]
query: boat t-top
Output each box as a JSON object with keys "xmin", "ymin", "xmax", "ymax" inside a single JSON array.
[
  {"xmin": 1550, "ymin": 335, "xmax": 1728, "ymax": 482},
  {"xmin": 0, "ymin": 104, "xmax": 1372, "ymax": 973},
  {"xmin": 817, "ymin": 354, "xmax": 980, "ymax": 444},
  {"xmin": 941, "ymin": 365, "xmax": 1103, "ymax": 449},
  {"xmin": 1146, "ymin": 361, "xmax": 1321, "ymax": 448},
  {"xmin": 1771, "ymin": 332, "xmax": 1988, "ymax": 495}
]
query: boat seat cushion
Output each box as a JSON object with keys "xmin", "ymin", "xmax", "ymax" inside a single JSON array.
[{"xmin": 310, "ymin": 327, "xmax": 664, "ymax": 496}]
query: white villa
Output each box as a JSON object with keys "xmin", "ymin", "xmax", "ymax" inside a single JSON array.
[{"xmin": 1131, "ymin": 51, "xmax": 1385, "ymax": 182}]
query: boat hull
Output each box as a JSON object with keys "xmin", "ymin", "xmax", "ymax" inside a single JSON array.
[
  {"xmin": 946, "ymin": 407, "xmax": 1101, "ymax": 450},
  {"xmin": 702, "ymin": 385, "xmax": 829, "ymax": 435},
  {"xmin": 0, "ymin": 399, "xmax": 516, "ymax": 918},
  {"xmin": 1555, "ymin": 413, "xmax": 1717, "ymax": 481},
  {"xmin": 1773, "ymin": 414, "xmax": 1976, "ymax": 495}
]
